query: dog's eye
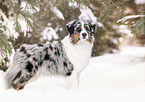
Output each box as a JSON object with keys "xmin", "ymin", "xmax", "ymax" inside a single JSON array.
[
  {"xmin": 77, "ymin": 26, "xmax": 81, "ymax": 32},
  {"xmin": 84, "ymin": 25, "xmax": 89, "ymax": 31}
]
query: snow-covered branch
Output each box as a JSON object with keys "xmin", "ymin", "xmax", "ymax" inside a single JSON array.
[
  {"xmin": 0, "ymin": 9, "xmax": 19, "ymax": 39},
  {"xmin": 117, "ymin": 15, "xmax": 145, "ymax": 23}
]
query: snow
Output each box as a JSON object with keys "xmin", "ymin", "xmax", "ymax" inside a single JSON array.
[
  {"xmin": 79, "ymin": 5, "xmax": 97, "ymax": 23},
  {"xmin": 21, "ymin": 1, "xmax": 40, "ymax": 14},
  {"xmin": 118, "ymin": 25, "xmax": 133, "ymax": 36},
  {"xmin": 1, "ymin": 45, "xmax": 145, "ymax": 102},
  {"xmin": 41, "ymin": 27, "xmax": 59, "ymax": 41},
  {"xmin": 79, "ymin": 5, "xmax": 106, "ymax": 30},
  {"xmin": 0, "ymin": 9, "xmax": 19, "ymax": 39},
  {"xmin": 18, "ymin": 16, "xmax": 31, "ymax": 37},
  {"xmin": 69, "ymin": 1, "xmax": 79, "ymax": 8},
  {"xmin": 50, "ymin": 6, "xmax": 65, "ymax": 20},
  {"xmin": 135, "ymin": 0, "xmax": 145, "ymax": 4}
]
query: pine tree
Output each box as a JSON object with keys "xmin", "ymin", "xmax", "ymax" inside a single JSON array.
[{"xmin": 0, "ymin": 0, "xmax": 42, "ymax": 71}]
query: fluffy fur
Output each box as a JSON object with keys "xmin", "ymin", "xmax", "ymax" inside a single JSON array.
[{"xmin": 5, "ymin": 20, "xmax": 96, "ymax": 90}]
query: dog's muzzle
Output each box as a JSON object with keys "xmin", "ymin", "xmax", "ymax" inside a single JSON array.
[
  {"xmin": 81, "ymin": 32, "xmax": 88, "ymax": 40},
  {"xmin": 82, "ymin": 33, "xmax": 87, "ymax": 39}
]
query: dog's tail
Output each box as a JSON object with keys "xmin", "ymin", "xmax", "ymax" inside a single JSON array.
[
  {"xmin": 4, "ymin": 61, "xmax": 21, "ymax": 89},
  {"xmin": 4, "ymin": 72, "xmax": 11, "ymax": 89},
  {"xmin": 4, "ymin": 66, "xmax": 15, "ymax": 89}
]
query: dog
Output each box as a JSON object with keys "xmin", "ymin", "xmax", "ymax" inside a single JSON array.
[{"xmin": 5, "ymin": 20, "xmax": 96, "ymax": 90}]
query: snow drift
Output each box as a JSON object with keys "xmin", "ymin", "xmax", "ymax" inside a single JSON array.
[{"xmin": 0, "ymin": 45, "xmax": 145, "ymax": 102}]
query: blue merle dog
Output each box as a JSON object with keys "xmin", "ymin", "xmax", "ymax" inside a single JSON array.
[{"xmin": 5, "ymin": 20, "xmax": 96, "ymax": 90}]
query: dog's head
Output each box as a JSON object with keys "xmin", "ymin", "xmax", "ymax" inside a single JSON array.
[{"xmin": 66, "ymin": 20, "xmax": 96, "ymax": 44}]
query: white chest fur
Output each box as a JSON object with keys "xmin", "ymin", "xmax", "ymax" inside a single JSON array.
[{"xmin": 62, "ymin": 36, "xmax": 93, "ymax": 74}]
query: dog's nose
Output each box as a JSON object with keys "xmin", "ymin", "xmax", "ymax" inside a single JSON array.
[{"xmin": 82, "ymin": 33, "xmax": 87, "ymax": 38}]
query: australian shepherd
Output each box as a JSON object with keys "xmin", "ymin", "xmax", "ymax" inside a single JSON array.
[{"xmin": 5, "ymin": 20, "xmax": 96, "ymax": 90}]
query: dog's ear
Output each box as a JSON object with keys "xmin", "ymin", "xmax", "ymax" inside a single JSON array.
[
  {"xmin": 91, "ymin": 23, "xmax": 96, "ymax": 34},
  {"xmin": 86, "ymin": 20, "xmax": 96, "ymax": 35},
  {"xmin": 66, "ymin": 20, "xmax": 78, "ymax": 35},
  {"xmin": 66, "ymin": 24, "xmax": 74, "ymax": 35}
]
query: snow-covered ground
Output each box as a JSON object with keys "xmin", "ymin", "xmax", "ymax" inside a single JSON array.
[{"xmin": 0, "ymin": 45, "xmax": 145, "ymax": 102}]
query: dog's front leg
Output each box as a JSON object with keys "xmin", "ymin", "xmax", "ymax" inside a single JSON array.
[{"xmin": 66, "ymin": 70, "xmax": 79, "ymax": 88}]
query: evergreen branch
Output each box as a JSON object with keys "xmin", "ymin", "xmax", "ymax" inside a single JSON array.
[
  {"xmin": 0, "ymin": 30, "xmax": 12, "ymax": 57},
  {"xmin": 97, "ymin": 0, "xmax": 129, "ymax": 23},
  {"xmin": 131, "ymin": 17, "xmax": 145, "ymax": 35},
  {"xmin": 24, "ymin": 0, "xmax": 40, "ymax": 12},
  {"xmin": 0, "ymin": 9, "xmax": 16, "ymax": 37},
  {"xmin": 51, "ymin": 0, "xmax": 64, "ymax": 7},
  {"xmin": 5, "ymin": 0, "xmax": 42, "ymax": 35},
  {"xmin": 98, "ymin": 4, "xmax": 117, "ymax": 22}
]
